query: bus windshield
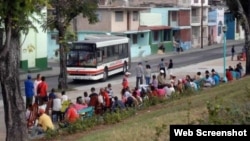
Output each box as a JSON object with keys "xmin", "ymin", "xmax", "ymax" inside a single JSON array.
[{"xmin": 67, "ymin": 50, "xmax": 97, "ymax": 67}]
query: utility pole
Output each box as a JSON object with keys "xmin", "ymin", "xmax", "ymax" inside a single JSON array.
[{"xmin": 200, "ymin": 0, "xmax": 204, "ymax": 49}]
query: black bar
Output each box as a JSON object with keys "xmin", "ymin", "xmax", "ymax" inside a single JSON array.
[{"xmin": 170, "ymin": 125, "xmax": 250, "ymax": 141}]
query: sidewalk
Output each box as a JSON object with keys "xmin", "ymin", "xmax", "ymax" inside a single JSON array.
[{"xmin": 132, "ymin": 40, "xmax": 245, "ymax": 63}]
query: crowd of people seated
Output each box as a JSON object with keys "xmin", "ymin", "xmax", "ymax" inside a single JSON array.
[{"xmin": 25, "ymin": 60, "xmax": 244, "ymax": 138}]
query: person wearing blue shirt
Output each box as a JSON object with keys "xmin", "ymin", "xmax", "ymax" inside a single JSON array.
[
  {"xmin": 48, "ymin": 88, "xmax": 56, "ymax": 100},
  {"xmin": 212, "ymin": 73, "xmax": 220, "ymax": 85},
  {"xmin": 111, "ymin": 96, "xmax": 125, "ymax": 112},
  {"xmin": 24, "ymin": 74, "xmax": 34, "ymax": 109}
]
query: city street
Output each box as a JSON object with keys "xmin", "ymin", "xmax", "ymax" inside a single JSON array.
[{"xmin": 18, "ymin": 43, "xmax": 244, "ymax": 93}]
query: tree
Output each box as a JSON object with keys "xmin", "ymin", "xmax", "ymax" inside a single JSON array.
[
  {"xmin": 0, "ymin": 0, "xmax": 46, "ymax": 140},
  {"xmin": 225, "ymin": 0, "xmax": 250, "ymax": 75},
  {"xmin": 47, "ymin": 0, "xmax": 98, "ymax": 89}
]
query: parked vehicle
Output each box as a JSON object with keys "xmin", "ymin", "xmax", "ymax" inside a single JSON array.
[{"xmin": 66, "ymin": 35, "xmax": 130, "ymax": 81}]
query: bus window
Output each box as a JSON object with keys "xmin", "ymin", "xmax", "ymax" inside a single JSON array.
[
  {"xmin": 118, "ymin": 44, "xmax": 123, "ymax": 58},
  {"xmin": 97, "ymin": 49, "xmax": 103, "ymax": 63},
  {"xmin": 85, "ymin": 52, "xmax": 96, "ymax": 66},
  {"xmin": 78, "ymin": 51, "xmax": 89, "ymax": 66},
  {"xmin": 123, "ymin": 44, "xmax": 128, "ymax": 57},
  {"xmin": 67, "ymin": 50, "xmax": 97, "ymax": 67}
]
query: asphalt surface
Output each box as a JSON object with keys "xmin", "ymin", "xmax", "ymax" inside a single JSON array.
[{"xmin": 0, "ymin": 41, "xmax": 245, "ymax": 100}]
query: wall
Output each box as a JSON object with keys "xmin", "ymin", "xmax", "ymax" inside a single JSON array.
[
  {"xmin": 140, "ymin": 13, "xmax": 162, "ymax": 26},
  {"xmin": 20, "ymin": 8, "xmax": 47, "ymax": 70},
  {"xmin": 208, "ymin": 10, "xmax": 217, "ymax": 25},
  {"xmin": 216, "ymin": 7, "xmax": 224, "ymax": 43},
  {"xmin": 76, "ymin": 9, "xmax": 111, "ymax": 32},
  {"xmin": 126, "ymin": 32, "xmax": 151, "ymax": 58},
  {"xmin": 151, "ymin": 8, "xmax": 181, "ymax": 26},
  {"xmin": 151, "ymin": 41, "xmax": 173, "ymax": 54},
  {"xmin": 177, "ymin": 0, "xmax": 191, "ymax": 7},
  {"xmin": 128, "ymin": 11, "xmax": 140, "ymax": 31},
  {"xmin": 235, "ymin": 25, "xmax": 245, "ymax": 40},
  {"xmin": 179, "ymin": 10, "xmax": 191, "ymax": 26}
]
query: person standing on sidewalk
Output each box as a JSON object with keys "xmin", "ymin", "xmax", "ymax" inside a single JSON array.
[
  {"xmin": 167, "ymin": 59, "xmax": 173, "ymax": 76},
  {"xmin": 158, "ymin": 58, "xmax": 166, "ymax": 78},
  {"xmin": 122, "ymin": 72, "xmax": 131, "ymax": 89},
  {"xmin": 37, "ymin": 76, "xmax": 48, "ymax": 105},
  {"xmin": 231, "ymin": 45, "xmax": 235, "ymax": 61},
  {"xmin": 24, "ymin": 74, "xmax": 34, "ymax": 109},
  {"xmin": 135, "ymin": 62, "xmax": 144, "ymax": 88},
  {"xmin": 144, "ymin": 64, "xmax": 152, "ymax": 85},
  {"xmin": 34, "ymin": 74, "xmax": 41, "ymax": 104}
]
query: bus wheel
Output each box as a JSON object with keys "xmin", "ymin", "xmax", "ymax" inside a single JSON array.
[
  {"xmin": 102, "ymin": 69, "xmax": 108, "ymax": 82},
  {"xmin": 123, "ymin": 62, "xmax": 128, "ymax": 74}
]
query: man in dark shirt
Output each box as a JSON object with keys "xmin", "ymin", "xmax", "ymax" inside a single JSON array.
[{"xmin": 88, "ymin": 87, "xmax": 99, "ymax": 114}]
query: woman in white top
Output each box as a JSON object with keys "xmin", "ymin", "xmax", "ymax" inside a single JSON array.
[
  {"xmin": 52, "ymin": 94, "xmax": 62, "ymax": 122},
  {"xmin": 61, "ymin": 91, "xmax": 68, "ymax": 103},
  {"xmin": 144, "ymin": 64, "xmax": 152, "ymax": 85},
  {"xmin": 33, "ymin": 74, "xmax": 41, "ymax": 103}
]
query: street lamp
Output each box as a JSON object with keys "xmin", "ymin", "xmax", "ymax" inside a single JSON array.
[{"xmin": 222, "ymin": 25, "xmax": 227, "ymax": 82}]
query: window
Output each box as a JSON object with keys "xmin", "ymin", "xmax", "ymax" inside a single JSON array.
[
  {"xmin": 153, "ymin": 31, "xmax": 159, "ymax": 42},
  {"xmin": 133, "ymin": 11, "xmax": 139, "ymax": 21},
  {"xmin": 107, "ymin": 46, "xmax": 115, "ymax": 57},
  {"xmin": 132, "ymin": 34, "xmax": 137, "ymax": 44},
  {"xmin": 97, "ymin": 49, "xmax": 103, "ymax": 64},
  {"xmin": 115, "ymin": 11, "xmax": 123, "ymax": 22},
  {"xmin": 141, "ymin": 33, "xmax": 144, "ymax": 38},
  {"xmin": 163, "ymin": 30, "xmax": 171, "ymax": 41},
  {"xmin": 194, "ymin": 0, "xmax": 198, "ymax": 3},
  {"xmin": 192, "ymin": 9, "xmax": 197, "ymax": 16},
  {"xmin": 172, "ymin": 11, "xmax": 177, "ymax": 21},
  {"xmin": 118, "ymin": 44, "xmax": 128, "ymax": 58}
]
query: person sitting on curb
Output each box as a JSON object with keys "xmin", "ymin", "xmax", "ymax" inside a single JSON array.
[
  {"xmin": 111, "ymin": 96, "xmax": 125, "ymax": 112},
  {"xmin": 29, "ymin": 109, "xmax": 54, "ymax": 139},
  {"xmin": 74, "ymin": 96, "xmax": 88, "ymax": 111},
  {"xmin": 203, "ymin": 74, "xmax": 215, "ymax": 87},
  {"xmin": 59, "ymin": 103, "xmax": 80, "ymax": 128},
  {"xmin": 100, "ymin": 88, "xmax": 111, "ymax": 113},
  {"xmin": 157, "ymin": 70, "xmax": 168, "ymax": 89}
]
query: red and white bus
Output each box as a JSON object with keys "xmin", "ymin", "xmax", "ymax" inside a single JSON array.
[{"xmin": 66, "ymin": 35, "xmax": 130, "ymax": 81}]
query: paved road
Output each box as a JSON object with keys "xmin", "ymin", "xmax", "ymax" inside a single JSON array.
[
  {"xmin": 0, "ymin": 43, "xmax": 244, "ymax": 99},
  {"xmin": 23, "ymin": 45, "xmax": 243, "ymax": 88},
  {"xmin": 29, "ymin": 44, "xmax": 243, "ymax": 89}
]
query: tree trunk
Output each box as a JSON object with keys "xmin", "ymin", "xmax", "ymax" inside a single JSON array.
[
  {"xmin": 237, "ymin": 0, "xmax": 250, "ymax": 75},
  {"xmin": 244, "ymin": 3, "xmax": 250, "ymax": 75},
  {"xmin": 58, "ymin": 28, "xmax": 68, "ymax": 90},
  {"xmin": 0, "ymin": 31, "xmax": 28, "ymax": 140}
]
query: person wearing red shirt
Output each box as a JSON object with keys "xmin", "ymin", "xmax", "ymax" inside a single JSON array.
[
  {"xmin": 37, "ymin": 76, "xmax": 48, "ymax": 105},
  {"xmin": 226, "ymin": 69, "xmax": 233, "ymax": 82},
  {"xmin": 65, "ymin": 103, "xmax": 79, "ymax": 123},
  {"xmin": 122, "ymin": 72, "xmax": 131, "ymax": 89},
  {"xmin": 100, "ymin": 88, "xmax": 110, "ymax": 112}
]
